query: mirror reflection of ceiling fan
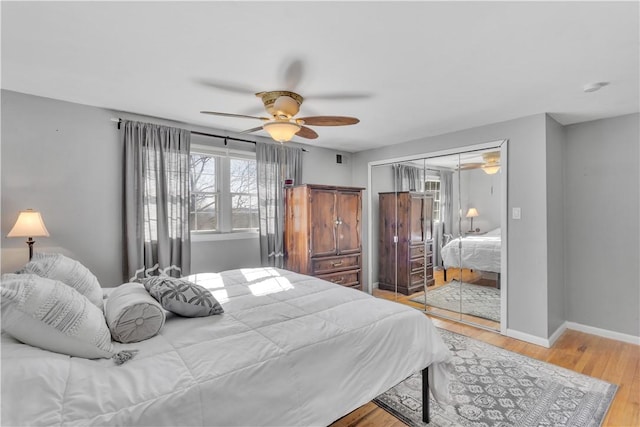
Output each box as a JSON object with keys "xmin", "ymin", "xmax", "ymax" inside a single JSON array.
[
  {"xmin": 201, "ymin": 90, "xmax": 360, "ymax": 143},
  {"xmin": 459, "ymin": 152, "xmax": 501, "ymax": 175}
]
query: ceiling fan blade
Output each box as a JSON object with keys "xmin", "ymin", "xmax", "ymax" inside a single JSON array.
[
  {"xmin": 193, "ymin": 78, "xmax": 259, "ymax": 95},
  {"xmin": 280, "ymin": 58, "xmax": 305, "ymax": 90},
  {"xmin": 458, "ymin": 163, "xmax": 483, "ymax": 170},
  {"xmin": 298, "ymin": 116, "xmax": 360, "ymax": 126},
  {"xmin": 296, "ymin": 126, "xmax": 318, "ymax": 139},
  {"xmin": 239, "ymin": 126, "xmax": 264, "ymax": 134},
  {"xmin": 200, "ymin": 111, "xmax": 269, "ymax": 121}
]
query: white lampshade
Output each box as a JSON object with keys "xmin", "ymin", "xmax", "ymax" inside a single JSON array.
[
  {"xmin": 465, "ymin": 208, "xmax": 479, "ymax": 218},
  {"xmin": 7, "ymin": 209, "xmax": 50, "ymax": 237},
  {"xmin": 263, "ymin": 120, "xmax": 301, "ymax": 142}
]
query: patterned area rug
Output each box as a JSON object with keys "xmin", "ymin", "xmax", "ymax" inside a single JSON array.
[
  {"xmin": 374, "ymin": 329, "xmax": 617, "ymax": 427},
  {"xmin": 410, "ymin": 281, "xmax": 500, "ymax": 322}
]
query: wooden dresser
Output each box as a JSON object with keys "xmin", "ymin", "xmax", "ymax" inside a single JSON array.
[
  {"xmin": 378, "ymin": 191, "xmax": 434, "ymax": 295},
  {"xmin": 284, "ymin": 184, "xmax": 364, "ymax": 290}
]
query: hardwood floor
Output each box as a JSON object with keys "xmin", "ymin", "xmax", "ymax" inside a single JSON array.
[{"xmin": 329, "ymin": 289, "xmax": 640, "ymax": 427}]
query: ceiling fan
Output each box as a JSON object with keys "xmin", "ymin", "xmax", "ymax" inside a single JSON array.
[
  {"xmin": 480, "ymin": 152, "xmax": 501, "ymax": 175},
  {"xmin": 458, "ymin": 152, "xmax": 501, "ymax": 174},
  {"xmin": 201, "ymin": 90, "xmax": 360, "ymax": 143}
]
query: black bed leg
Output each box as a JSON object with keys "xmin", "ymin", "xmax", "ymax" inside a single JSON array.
[{"xmin": 422, "ymin": 367, "xmax": 430, "ymax": 424}]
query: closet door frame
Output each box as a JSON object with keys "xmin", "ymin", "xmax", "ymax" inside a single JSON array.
[{"xmin": 367, "ymin": 140, "xmax": 508, "ymax": 335}]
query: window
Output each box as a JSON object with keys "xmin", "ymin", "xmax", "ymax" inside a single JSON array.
[
  {"xmin": 190, "ymin": 145, "xmax": 258, "ymax": 234},
  {"xmin": 425, "ymin": 177, "xmax": 441, "ymax": 221},
  {"xmin": 229, "ymin": 158, "xmax": 258, "ymax": 230},
  {"xmin": 190, "ymin": 154, "xmax": 218, "ymax": 231}
]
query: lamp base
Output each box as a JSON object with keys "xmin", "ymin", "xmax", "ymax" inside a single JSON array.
[{"xmin": 26, "ymin": 237, "xmax": 35, "ymax": 260}]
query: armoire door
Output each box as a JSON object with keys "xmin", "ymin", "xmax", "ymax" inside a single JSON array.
[
  {"xmin": 310, "ymin": 189, "xmax": 338, "ymax": 257},
  {"xmin": 336, "ymin": 190, "xmax": 361, "ymax": 255},
  {"xmin": 409, "ymin": 194, "xmax": 425, "ymax": 243}
]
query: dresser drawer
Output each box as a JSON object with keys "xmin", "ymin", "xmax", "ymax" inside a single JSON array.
[
  {"xmin": 410, "ymin": 258, "xmax": 425, "ymax": 272},
  {"xmin": 312, "ymin": 254, "xmax": 360, "ymax": 275},
  {"xmin": 410, "ymin": 270, "xmax": 426, "ymax": 286},
  {"xmin": 424, "ymin": 241, "xmax": 433, "ymax": 254},
  {"xmin": 409, "ymin": 244, "xmax": 426, "ymax": 259},
  {"xmin": 424, "ymin": 254, "xmax": 433, "ymax": 267},
  {"xmin": 317, "ymin": 269, "xmax": 360, "ymax": 288}
]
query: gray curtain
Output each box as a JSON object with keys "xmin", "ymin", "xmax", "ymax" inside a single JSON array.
[
  {"xmin": 392, "ymin": 164, "xmax": 424, "ymax": 191},
  {"xmin": 124, "ymin": 120, "xmax": 191, "ymax": 281},
  {"xmin": 256, "ymin": 142, "xmax": 302, "ymax": 267},
  {"xmin": 435, "ymin": 170, "xmax": 454, "ymax": 267}
]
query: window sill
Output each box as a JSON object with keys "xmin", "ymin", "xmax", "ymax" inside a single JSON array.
[{"xmin": 191, "ymin": 231, "xmax": 259, "ymax": 242}]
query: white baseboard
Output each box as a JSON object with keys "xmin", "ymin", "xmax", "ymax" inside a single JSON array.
[
  {"xmin": 548, "ymin": 322, "xmax": 568, "ymax": 347},
  {"xmin": 506, "ymin": 329, "xmax": 552, "ymax": 348},
  {"xmin": 507, "ymin": 322, "xmax": 640, "ymax": 348},
  {"xmin": 565, "ymin": 321, "xmax": 640, "ymax": 346}
]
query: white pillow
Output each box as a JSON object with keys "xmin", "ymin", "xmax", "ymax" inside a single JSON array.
[
  {"xmin": 19, "ymin": 253, "xmax": 104, "ymax": 310},
  {"xmin": 105, "ymin": 282, "xmax": 165, "ymax": 343},
  {"xmin": 0, "ymin": 273, "xmax": 114, "ymax": 359}
]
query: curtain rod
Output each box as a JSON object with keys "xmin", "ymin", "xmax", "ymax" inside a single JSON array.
[{"xmin": 111, "ymin": 118, "xmax": 307, "ymax": 151}]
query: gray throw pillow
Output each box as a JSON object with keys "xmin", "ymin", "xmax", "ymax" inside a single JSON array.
[
  {"xmin": 104, "ymin": 282, "xmax": 166, "ymax": 343},
  {"xmin": 142, "ymin": 276, "xmax": 224, "ymax": 317}
]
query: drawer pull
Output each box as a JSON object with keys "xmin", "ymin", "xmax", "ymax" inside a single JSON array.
[
  {"xmin": 332, "ymin": 261, "xmax": 344, "ymax": 267},
  {"xmin": 332, "ymin": 277, "xmax": 345, "ymax": 284}
]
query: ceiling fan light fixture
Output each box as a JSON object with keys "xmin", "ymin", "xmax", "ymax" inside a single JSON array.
[
  {"xmin": 482, "ymin": 164, "xmax": 501, "ymax": 175},
  {"xmin": 263, "ymin": 120, "xmax": 301, "ymax": 142},
  {"xmin": 273, "ymin": 95, "xmax": 300, "ymax": 117}
]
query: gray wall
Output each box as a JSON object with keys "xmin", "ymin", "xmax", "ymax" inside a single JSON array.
[
  {"xmin": 1, "ymin": 90, "xmax": 353, "ymax": 286},
  {"xmin": 1, "ymin": 90, "xmax": 123, "ymax": 286},
  {"xmin": 353, "ymin": 114, "xmax": 551, "ymax": 340},
  {"xmin": 460, "ymin": 168, "xmax": 502, "ymax": 234},
  {"xmin": 545, "ymin": 115, "xmax": 566, "ymax": 336},
  {"xmin": 302, "ymin": 148, "xmax": 353, "ymax": 186},
  {"xmin": 564, "ymin": 113, "xmax": 639, "ymax": 336}
]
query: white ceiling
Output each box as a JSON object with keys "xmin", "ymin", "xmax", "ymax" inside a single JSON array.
[{"xmin": 2, "ymin": 1, "xmax": 638, "ymax": 153}]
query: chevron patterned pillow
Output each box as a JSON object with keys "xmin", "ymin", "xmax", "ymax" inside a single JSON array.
[{"xmin": 142, "ymin": 276, "xmax": 224, "ymax": 318}]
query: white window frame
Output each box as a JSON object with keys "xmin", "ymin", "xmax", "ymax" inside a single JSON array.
[
  {"xmin": 190, "ymin": 144, "xmax": 259, "ymax": 241},
  {"xmin": 425, "ymin": 174, "xmax": 441, "ymax": 222}
]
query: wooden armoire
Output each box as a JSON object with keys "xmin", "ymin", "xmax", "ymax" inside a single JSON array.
[
  {"xmin": 378, "ymin": 191, "xmax": 434, "ymax": 295},
  {"xmin": 284, "ymin": 184, "xmax": 364, "ymax": 290}
]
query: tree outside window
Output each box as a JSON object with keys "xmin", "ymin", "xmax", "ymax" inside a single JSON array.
[{"xmin": 189, "ymin": 150, "xmax": 258, "ymax": 233}]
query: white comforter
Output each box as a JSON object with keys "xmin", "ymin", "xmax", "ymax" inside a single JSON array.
[
  {"xmin": 1, "ymin": 267, "xmax": 451, "ymax": 426},
  {"xmin": 441, "ymin": 234, "xmax": 502, "ymax": 273}
]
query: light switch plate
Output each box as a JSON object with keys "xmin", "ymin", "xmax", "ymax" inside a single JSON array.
[{"xmin": 512, "ymin": 207, "xmax": 521, "ymax": 220}]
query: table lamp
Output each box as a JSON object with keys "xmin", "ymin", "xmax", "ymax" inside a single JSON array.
[
  {"xmin": 7, "ymin": 209, "xmax": 50, "ymax": 260},
  {"xmin": 465, "ymin": 208, "xmax": 479, "ymax": 232}
]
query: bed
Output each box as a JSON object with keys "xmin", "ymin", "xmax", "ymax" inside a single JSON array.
[
  {"xmin": 441, "ymin": 227, "xmax": 502, "ymax": 274},
  {"xmin": 1, "ymin": 267, "xmax": 451, "ymax": 426}
]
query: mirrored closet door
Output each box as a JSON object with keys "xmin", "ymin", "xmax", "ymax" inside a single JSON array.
[{"xmin": 370, "ymin": 144, "xmax": 504, "ymax": 331}]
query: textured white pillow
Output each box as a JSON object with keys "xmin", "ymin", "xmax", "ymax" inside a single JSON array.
[
  {"xmin": 19, "ymin": 253, "xmax": 104, "ymax": 310},
  {"xmin": 105, "ymin": 282, "xmax": 165, "ymax": 343},
  {"xmin": 0, "ymin": 273, "xmax": 114, "ymax": 359}
]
